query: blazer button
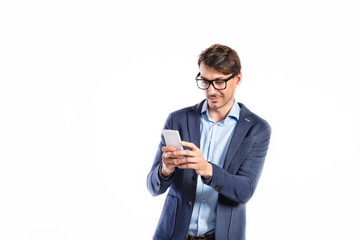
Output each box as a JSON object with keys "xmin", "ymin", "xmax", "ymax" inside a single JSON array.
[
  {"xmin": 188, "ymin": 201, "xmax": 193, "ymax": 207},
  {"xmin": 192, "ymin": 175, "xmax": 197, "ymax": 181}
]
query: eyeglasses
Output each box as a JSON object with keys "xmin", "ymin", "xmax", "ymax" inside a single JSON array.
[{"xmin": 195, "ymin": 72, "xmax": 237, "ymax": 90}]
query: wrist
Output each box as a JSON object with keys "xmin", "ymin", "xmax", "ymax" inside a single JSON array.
[
  {"xmin": 202, "ymin": 162, "xmax": 213, "ymax": 180},
  {"xmin": 161, "ymin": 164, "xmax": 174, "ymax": 178}
]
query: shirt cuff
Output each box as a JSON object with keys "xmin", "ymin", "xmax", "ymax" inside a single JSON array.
[{"xmin": 201, "ymin": 175, "xmax": 213, "ymax": 185}]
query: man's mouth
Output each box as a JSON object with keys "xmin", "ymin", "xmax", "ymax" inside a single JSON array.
[{"xmin": 208, "ymin": 95, "xmax": 222, "ymax": 101}]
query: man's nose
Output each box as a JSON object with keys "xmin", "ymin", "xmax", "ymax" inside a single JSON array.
[{"xmin": 207, "ymin": 83, "xmax": 218, "ymax": 94}]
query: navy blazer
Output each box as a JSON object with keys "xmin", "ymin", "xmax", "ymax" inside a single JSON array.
[{"xmin": 147, "ymin": 100, "xmax": 271, "ymax": 240}]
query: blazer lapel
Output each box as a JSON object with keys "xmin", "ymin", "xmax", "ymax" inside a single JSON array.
[
  {"xmin": 187, "ymin": 101, "xmax": 204, "ymax": 148},
  {"xmin": 186, "ymin": 101, "xmax": 203, "ymax": 192},
  {"xmin": 223, "ymin": 103, "xmax": 253, "ymax": 170}
]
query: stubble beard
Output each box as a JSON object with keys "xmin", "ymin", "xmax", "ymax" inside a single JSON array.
[{"xmin": 207, "ymin": 90, "xmax": 236, "ymax": 113}]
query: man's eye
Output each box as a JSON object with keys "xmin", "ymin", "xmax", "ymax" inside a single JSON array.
[{"xmin": 214, "ymin": 81, "xmax": 225, "ymax": 85}]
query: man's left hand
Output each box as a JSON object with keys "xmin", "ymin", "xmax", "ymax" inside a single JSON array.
[{"xmin": 173, "ymin": 141, "xmax": 212, "ymax": 179}]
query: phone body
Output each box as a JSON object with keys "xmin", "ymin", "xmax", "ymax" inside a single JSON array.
[{"xmin": 162, "ymin": 129, "xmax": 183, "ymax": 151}]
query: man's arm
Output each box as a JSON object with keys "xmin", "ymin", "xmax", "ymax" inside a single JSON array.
[
  {"xmin": 173, "ymin": 125, "xmax": 271, "ymax": 204},
  {"xmin": 146, "ymin": 113, "xmax": 184, "ymax": 196},
  {"xmin": 205, "ymin": 126, "xmax": 271, "ymax": 204},
  {"xmin": 147, "ymin": 142, "xmax": 174, "ymax": 196}
]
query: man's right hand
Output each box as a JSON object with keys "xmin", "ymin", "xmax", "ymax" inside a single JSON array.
[{"xmin": 161, "ymin": 146, "xmax": 179, "ymax": 177}]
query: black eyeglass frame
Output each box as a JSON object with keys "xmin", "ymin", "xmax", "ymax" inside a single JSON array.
[{"xmin": 195, "ymin": 72, "xmax": 238, "ymax": 90}]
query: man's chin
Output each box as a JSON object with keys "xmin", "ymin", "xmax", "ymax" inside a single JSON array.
[{"xmin": 208, "ymin": 101, "xmax": 222, "ymax": 110}]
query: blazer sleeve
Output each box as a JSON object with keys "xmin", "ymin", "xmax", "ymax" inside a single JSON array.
[
  {"xmin": 146, "ymin": 114, "xmax": 176, "ymax": 196},
  {"xmin": 204, "ymin": 125, "xmax": 271, "ymax": 204}
]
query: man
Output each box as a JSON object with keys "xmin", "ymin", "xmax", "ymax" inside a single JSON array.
[{"xmin": 147, "ymin": 44, "xmax": 271, "ymax": 240}]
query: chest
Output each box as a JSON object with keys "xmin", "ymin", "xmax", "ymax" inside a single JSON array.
[{"xmin": 200, "ymin": 119, "xmax": 237, "ymax": 167}]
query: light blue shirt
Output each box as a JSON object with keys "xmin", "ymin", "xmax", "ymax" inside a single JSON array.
[{"xmin": 188, "ymin": 100, "xmax": 240, "ymax": 236}]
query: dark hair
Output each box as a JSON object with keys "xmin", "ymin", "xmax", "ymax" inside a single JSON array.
[{"xmin": 198, "ymin": 44, "xmax": 241, "ymax": 75}]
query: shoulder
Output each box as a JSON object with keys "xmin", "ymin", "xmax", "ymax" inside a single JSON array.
[
  {"xmin": 163, "ymin": 100, "xmax": 204, "ymax": 129},
  {"xmin": 238, "ymin": 102, "xmax": 271, "ymax": 134}
]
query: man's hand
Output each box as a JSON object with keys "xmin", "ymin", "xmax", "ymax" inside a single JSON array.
[
  {"xmin": 173, "ymin": 141, "xmax": 213, "ymax": 179},
  {"xmin": 161, "ymin": 146, "xmax": 179, "ymax": 178}
]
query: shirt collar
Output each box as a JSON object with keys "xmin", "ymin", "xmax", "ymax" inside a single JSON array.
[{"xmin": 201, "ymin": 100, "xmax": 241, "ymax": 122}]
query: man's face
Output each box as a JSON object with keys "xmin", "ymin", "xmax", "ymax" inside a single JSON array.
[{"xmin": 199, "ymin": 62, "xmax": 242, "ymax": 112}]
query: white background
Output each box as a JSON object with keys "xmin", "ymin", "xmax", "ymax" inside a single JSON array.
[{"xmin": 1, "ymin": 0, "xmax": 359, "ymax": 239}]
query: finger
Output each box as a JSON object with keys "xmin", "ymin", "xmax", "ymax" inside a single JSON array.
[
  {"xmin": 174, "ymin": 157, "xmax": 187, "ymax": 165},
  {"xmin": 173, "ymin": 149, "xmax": 195, "ymax": 157},
  {"xmin": 162, "ymin": 158, "xmax": 177, "ymax": 165},
  {"xmin": 175, "ymin": 157, "xmax": 198, "ymax": 166},
  {"xmin": 177, "ymin": 162, "xmax": 197, "ymax": 169},
  {"xmin": 163, "ymin": 151, "xmax": 185, "ymax": 159},
  {"xmin": 162, "ymin": 152, "xmax": 170, "ymax": 160},
  {"xmin": 181, "ymin": 141, "xmax": 199, "ymax": 151},
  {"xmin": 162, "ymin": 146, "xmax": 177, "ymax": 152},
  {"xmin": 177, "ymin": 164, "xmax": 190, "ymax": 169}
]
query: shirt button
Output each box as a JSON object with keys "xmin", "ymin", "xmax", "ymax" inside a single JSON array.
[{"xmin": 202, "ymin": 200, "xmax": 206, "ymax": 203}]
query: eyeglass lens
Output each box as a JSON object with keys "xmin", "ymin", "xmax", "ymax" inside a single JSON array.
[{"xmin": 197, "ymin": 80, "xmax": 226, "ymax": 90}]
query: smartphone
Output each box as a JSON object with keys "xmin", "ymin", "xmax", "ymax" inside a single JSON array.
[{"xmin": 162, "ymin": 129, "xmax": 183, "ymax": 151}]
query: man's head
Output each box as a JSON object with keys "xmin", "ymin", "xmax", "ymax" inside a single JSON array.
[
  {"xmin": 197, "ymin": 44, "xmax": 242, "ymax": 113},
  {"xmin": 198, "ymin": 44, "xmax": 241, "ymax": 75}
]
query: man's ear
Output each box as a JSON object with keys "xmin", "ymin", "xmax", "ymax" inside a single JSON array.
[{"xmin": 235, "ymin": 72, "xmax": 242, "ymax": 87}]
